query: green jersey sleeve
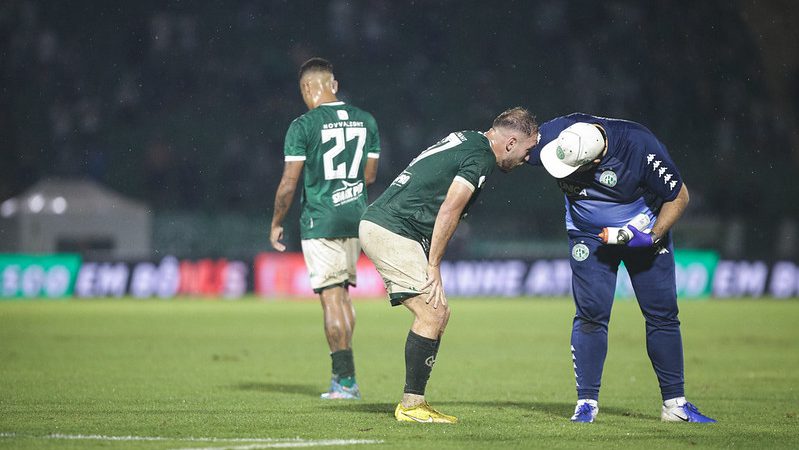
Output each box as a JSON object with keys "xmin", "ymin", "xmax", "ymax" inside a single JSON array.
[
  {"xmin": 365, "ymin": 113, "xmax": 381, "ymax": 158},
  {"xmin": 454, "ymin": 151, "xmax": 495, "ymax": 192},
  {"xmin": 283, "ymin": 118, "xmax": 308, "ymax": 161}
]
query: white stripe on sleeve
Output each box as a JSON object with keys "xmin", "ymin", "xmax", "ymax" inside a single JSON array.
[{"xmin": 453, "ymin": 175, "xmax": 476, "ymax": 192}]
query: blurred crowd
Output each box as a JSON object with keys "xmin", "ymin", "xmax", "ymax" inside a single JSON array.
[{"xmin": 2, "ymin": 0, "xmax": 796, "ymax": 257}]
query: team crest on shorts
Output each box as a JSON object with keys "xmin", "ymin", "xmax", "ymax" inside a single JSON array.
[
  {"xmin": 599, "ymin": 170, "xmax": 617, "ymax": 187},
  {"xmin": 572, "ymin": 243, "xmax": 590, "ymax": 261}
]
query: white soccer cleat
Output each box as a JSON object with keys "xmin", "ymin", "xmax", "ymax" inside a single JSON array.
[
  {"xmin": 570, "ymin": 400, "xmax": 598, "ymax": 423},
  {"xmin": 661, "ymin": 398, "xmax": 716, "ymax": 423}
]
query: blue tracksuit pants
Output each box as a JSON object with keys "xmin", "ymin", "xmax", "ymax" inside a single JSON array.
[{"xmin": 568, "ymin": 230, "xmax": 684, "ymax": 402}]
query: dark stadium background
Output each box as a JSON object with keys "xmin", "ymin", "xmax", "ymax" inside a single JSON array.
[{"xmin": 2, "ymin": 0, "xmax": 797, "ymax": 260}]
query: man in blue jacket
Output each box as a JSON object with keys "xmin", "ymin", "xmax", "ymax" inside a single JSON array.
[{"xmin": 527, "ymin": 113, "xmax": 715, "ymax": 423}]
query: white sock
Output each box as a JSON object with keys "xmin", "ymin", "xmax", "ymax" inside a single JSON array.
[
  {"xmin": 663, "ymin": 396, "xmax": 686, "ymax": 408},
  {"xmin": 577, "ymin": 399, "xmax": 598, "ymax": 408}
]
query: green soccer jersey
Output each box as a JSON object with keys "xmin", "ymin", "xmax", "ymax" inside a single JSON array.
[
  {"xmin": 284, "ymin": 101, "xmax": 380, "ymax": 239},
  {"xmin": 361, "ymin": 130, "xmax": 496, "ymax": 251}
]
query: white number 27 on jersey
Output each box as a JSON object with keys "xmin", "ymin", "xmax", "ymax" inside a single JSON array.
[{"xmin": 321, "ymin": 127, "xmax": 367, "ymax": 180}]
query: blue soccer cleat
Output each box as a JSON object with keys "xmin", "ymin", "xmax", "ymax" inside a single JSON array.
[
  {"xmin": 320, "ymin": 378, "xmax": 361, "ymax": 400},
  {"xmin": 661, "ymin": 400, "xmax": 716, "ymax": 423},
  {"xmin": 570, "ymin": 401, "xmax": 598, "ymax": 423}
]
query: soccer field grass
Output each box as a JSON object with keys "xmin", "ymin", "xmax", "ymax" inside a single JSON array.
[{"xmin": 1, "ymin": 298, "xmax": 797, "ymax": 449}]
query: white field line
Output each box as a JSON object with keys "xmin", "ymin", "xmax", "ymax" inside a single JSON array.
[
  {"xmin": 0, "ymin": 433, "xmax": 382, "ymax": 448},
  {"xmin": 48, "ymin": 433, "xmax": 298, "ymax": 442},
  {"xmin": 173, "ymin": 440, "xmax": 383, "ymax": 450}
]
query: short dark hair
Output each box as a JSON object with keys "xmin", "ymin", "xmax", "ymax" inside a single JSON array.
[
  {"xmin": 493, "ymin": 107, "xmax": 538, "ymax": 137},
  {"xmin": 299, "ymin": 57, "xmax": 334, "ymax": 79}
]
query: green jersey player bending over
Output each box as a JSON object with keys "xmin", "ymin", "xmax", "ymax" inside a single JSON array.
[{"xmin": 360, "ymin": 107, "xmax": 538, "ymax": 422}]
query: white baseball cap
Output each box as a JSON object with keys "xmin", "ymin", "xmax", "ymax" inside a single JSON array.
[{"xmin": 540, "ymin": 122, "xmax": 606, "ymax": 178}]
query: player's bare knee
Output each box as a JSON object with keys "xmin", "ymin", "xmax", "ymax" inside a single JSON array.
[
  {"xmin": 414, "ymin": 308, "xmax": 443, "ymax": 330},
  {"xmin": 427, "ymin": 303, "xmax": 450, "ymax": 327},
  {"xmin": 438, "ymin": 307, "xmax": 451, "ymax": 333}
]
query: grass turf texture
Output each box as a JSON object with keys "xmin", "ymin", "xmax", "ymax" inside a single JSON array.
[{"xmin": 1, "ymin": 298, "xmax": 797, "ymax": 449}]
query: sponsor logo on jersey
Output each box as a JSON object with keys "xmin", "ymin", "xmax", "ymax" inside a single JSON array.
[
  {"xmin": 599, "ymin": 170, "xmax": 617, "ymax": 187},
  {"xmin": 558, "ymin": 180, "xmax": 589, "ymax": 197},
  {"xmin": 391, "ymin": 171, "xmax": 412, "ymax": 187},
  {"xmin": 331, "ymin": 180, "xmax": 364, "ymax": 206},
  {"xmin": 572, "ymin": 243, "xmax": 590, "ymax": 262},
  {"xmin": 336, "ymin": 110, "xmax": 349, "ymax": 120},
  {"xmin": 478, "ymin": 176, "xmax": 486, "ymax": 188}
]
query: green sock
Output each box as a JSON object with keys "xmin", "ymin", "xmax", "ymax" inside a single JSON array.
[
  {"xmin": 338, "ymin": 376, "xmax": 355, "ymax": 388},
  {"xmin": 331, "ymin": 349, "xmax": 355, "ymax": 385}
]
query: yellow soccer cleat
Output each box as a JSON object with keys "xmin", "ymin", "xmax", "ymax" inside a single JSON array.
[{"xmin": 394, "ymin": 402, "xmax": 458, "ymax": 424}]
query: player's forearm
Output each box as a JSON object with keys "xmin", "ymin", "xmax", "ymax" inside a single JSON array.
[
  {"xmin": 652, "ymin": 184, "xmax": 690, "ymax": 238},
  {"xmin": 427, "ymin": 207, "xmax": 462, "ymax": 267},
  {"xmin": 271, "ymin": 184, "xmax": 296, "ymax": 228},
  {"xmin": 364, "ymin": 158, "xmax": 378, "ymax": 186}
]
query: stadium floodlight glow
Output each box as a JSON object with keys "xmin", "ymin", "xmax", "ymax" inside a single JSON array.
[
  {"xmin": 28, "ymin": 194, "xmax": 45, "ymax": 213},
  {"xmin": 1, "ymin": 199, "xmax": 18, "ymax": 217},
  {"xmin": 51, "ymin": 196, "xmax": 68, "ymax": 214}
]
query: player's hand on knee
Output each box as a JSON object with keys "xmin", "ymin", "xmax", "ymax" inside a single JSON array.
[
  {"xmin": 422, "ymin": 265, "xmax": 447, "ymax": 309},
  {"xmin": 427, "ymin": 285, "xmax": 447, "ymax": 310}
]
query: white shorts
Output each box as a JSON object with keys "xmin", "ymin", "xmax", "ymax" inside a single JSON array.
[
  {"xmin": 300, "ymin": 237, "xmax": 360, "ymax": 293},
  {"xmin": 358, "ymin": 220, "xmax": 428, "ymax": 306}
]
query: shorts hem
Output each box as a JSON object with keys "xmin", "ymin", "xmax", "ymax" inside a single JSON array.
[
  {"xmin": 313, "ymin": 280, "xmax": 353, "ymax": 294},
  {"xmin": 389, "ymin": 292, "xmax": 420, "ymax": 306}
]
